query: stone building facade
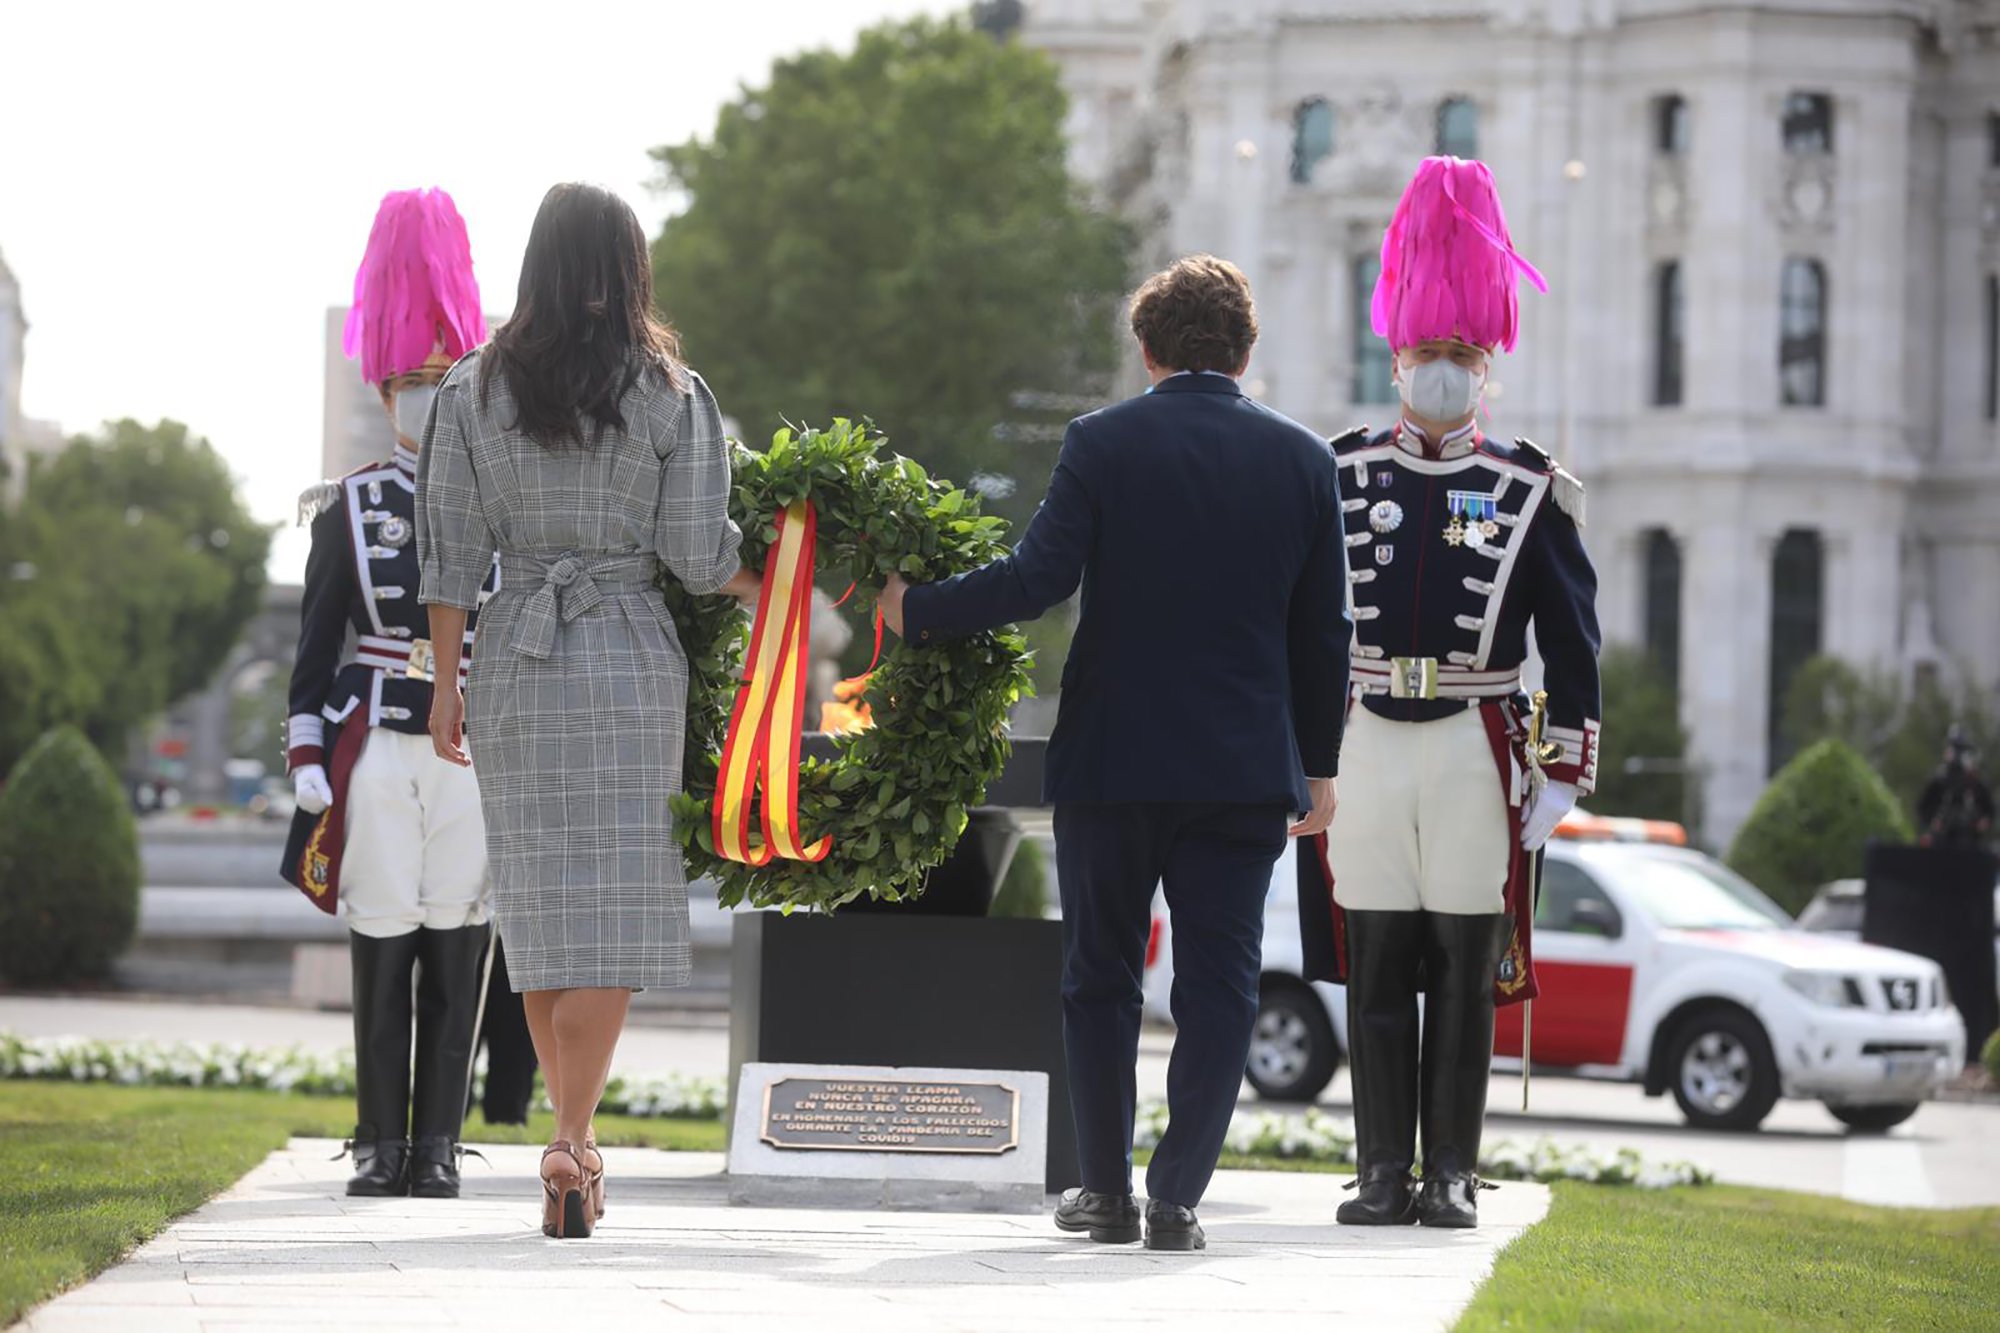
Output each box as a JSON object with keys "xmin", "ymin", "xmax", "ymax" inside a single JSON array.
[{"xmin": 1025, "ymin": 0, "xmax": 2000, "ymax": 841}]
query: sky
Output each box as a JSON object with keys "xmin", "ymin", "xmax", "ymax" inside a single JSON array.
[{"xmin": 0, "ymin": 0, "xmax": 957, "ymax": 581}]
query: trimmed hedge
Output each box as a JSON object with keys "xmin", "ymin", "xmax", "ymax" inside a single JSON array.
[
  {"xmin": 0, "ymin": 728, "xmax": 140, "ymax": 985},
  {"xmin": 1726, "ymin": 739, "xmax": 1912, "ymax": 916}
]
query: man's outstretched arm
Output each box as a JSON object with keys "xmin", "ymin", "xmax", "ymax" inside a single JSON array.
[{"xmin": 885, "ymin": 421, "xmax": 1097, "ymax": 642}]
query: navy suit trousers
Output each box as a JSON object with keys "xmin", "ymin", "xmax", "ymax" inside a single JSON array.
[{"xmin": 1054, "ymin": 802, "xmax": 1288, "ymax": 1207}]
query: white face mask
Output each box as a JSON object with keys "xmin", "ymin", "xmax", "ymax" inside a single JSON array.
[
  {"xmin": 1397, "ymin": 359, "xmax": 1485, "ymax": 422},
  {"xmin": 390, "ymin": 384, "xmax": 440, "ymax": 446}
]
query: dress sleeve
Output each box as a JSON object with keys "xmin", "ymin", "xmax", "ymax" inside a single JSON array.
[
  {"xmin": 416, "ymin": 373, "xmax": 497, "ymax": 611},
  {"xmin": 1525, "ymin": 493, "xmax": 1603, "ymax": 795},
  {"xmin": 654, "ymin": 370, "xmax": 744, "ymax": 595}
]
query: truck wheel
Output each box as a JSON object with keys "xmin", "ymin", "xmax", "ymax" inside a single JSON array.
[
  {"xmin": 1244, "ymin": 981, "xmax": 1340, "ymax": 1102},
  {"xmin": 1827, "ymin": 1102, "xmax": 1921, "ymax": 1133},
  {"xmin": 1667, "ymin": 1008, "xmax": 1780, "ymax": 1131}
]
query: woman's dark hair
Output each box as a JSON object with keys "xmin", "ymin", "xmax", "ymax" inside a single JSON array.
[{"xmin": 483, "ymin": 182, "xmax": 684, "ymax": 447}]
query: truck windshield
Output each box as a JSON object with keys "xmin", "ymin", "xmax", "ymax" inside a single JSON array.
[{"xmin": 1593, "ymin": 850, "xmax": 1794, "ymax": 931}]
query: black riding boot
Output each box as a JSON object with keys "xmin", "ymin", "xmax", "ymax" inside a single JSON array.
[
  {"xmin": 409, "ymin": 924, "xmax": 489, "ymax": 1199},
  {"xmin": 347, "ymin": 931, "xmax": 421, "ymax": 1197},
  {"xmin": 1416, "ymin": 912, "xmax": 1512, "ymax": 1229},
  {"xmin": 475, "ymin": 940, "xmax": 539, "ymax": 1127},
  {"xmin": 1336, "ymin": 911, "xmax": 1427, "ymax": 1226}
]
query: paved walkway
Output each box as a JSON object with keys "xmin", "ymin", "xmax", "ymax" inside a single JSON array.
[{"xmin": 19, "ymin": 1142, "xmax": 1548, "ymax": 1332}]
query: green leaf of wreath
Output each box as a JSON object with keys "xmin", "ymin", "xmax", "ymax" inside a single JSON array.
[{"xmin": 658, "ymin": 419, "xmax": 1035, "ymax": 913}]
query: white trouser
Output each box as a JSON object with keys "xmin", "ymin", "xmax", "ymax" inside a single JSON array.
[
  {"xmin": 340, "ymin": 729, "xmax": 491, "ymax": 939},
  {"xmin": 1328, "ymin": 705, "xmax": 1510, "ymax": 915}
]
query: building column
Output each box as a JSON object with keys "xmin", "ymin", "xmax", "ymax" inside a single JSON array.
[{"xmin": 1681, "ymin": 513, "xmax": 1771, "ymax": 847}]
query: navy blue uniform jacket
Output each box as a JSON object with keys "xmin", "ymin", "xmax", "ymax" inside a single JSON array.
[{"xmin": 903, "ymin": 374, "xmax": 1352, "ymax": 810}]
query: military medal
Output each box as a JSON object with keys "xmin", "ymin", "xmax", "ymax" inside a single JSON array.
[
  {"xmin": 1480, "ymin": 519, "xmax": 1500, "ymax": 540},
  {"xmin": 376, "ymin": 515, "xmax": 412, "ymax": 548},
  {"xmin": 1369, "ymin": 500, "xmax": 1404, "ymax": 534},
  {"xmin": 1463, "ymin": 523, "xmax": 1486, "ymax": 549},
  {"xmin": 1442, "ymin": 516, "xmax": 1466, "ymax": 547}
]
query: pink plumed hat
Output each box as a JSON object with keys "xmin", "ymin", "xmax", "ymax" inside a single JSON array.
[
  {"xmin": 1371, "ymin": 157, "xmax": 1547, "ymax": 353},
  {"xmin": 343, "ymin": 188, "xmax": 484, "ymax": 384}
]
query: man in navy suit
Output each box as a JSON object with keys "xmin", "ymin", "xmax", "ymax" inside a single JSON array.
[{"xmin": 880, "ymin": 255, "xmax": 1351, "ymax": 1251}]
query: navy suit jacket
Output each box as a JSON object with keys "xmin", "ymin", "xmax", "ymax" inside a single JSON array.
[{"xmin": 903, "ymin": 374, "xmax": 1352, "ymax": 809}]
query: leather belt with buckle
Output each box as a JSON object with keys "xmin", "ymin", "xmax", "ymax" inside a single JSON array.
[
  {"xmin": 1389, "ymin": 656, "xmax": 1439, "ymax": 700},
  {"xmin": 405, "ymin": 638, "xmax": 436, "ymax": 682}
]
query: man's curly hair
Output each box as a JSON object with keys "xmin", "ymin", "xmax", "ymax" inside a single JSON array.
[{"xmin": 1128, "ymin": 254, "xmax": 1258, "ymax": 375}]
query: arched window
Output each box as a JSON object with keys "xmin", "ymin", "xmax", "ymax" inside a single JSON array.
[
  {"xmin": 1654, "ymin": 95, "xmax": 1690, "ymax": 156},
  {"xmin": 1643, "ymin": 528, "xmax": 1682, "ymax": 693},
  {"xmin": 1352, "ymin": 254, "xmax": 1397, "ymax": 405},
  {"xmin": 1768, "ymin": 529, "xmax": 1824, "ymax": 772},
  {"xmin": 1435, "ymin": 97, "xmax": 1479, "ymax": 159},
  {"xmin": 1779, "ymin": 258, "xmax": 1827, "ymax": 407},
  {"xmin": 1782, "ymin": 92, "xmax": 1833, "ymax": 155},
  {"xmin": 1290, "ymin": 98, "xmax": 1335, "ymax": 185},
  {"xmin": 1653, "ymin": 261, "xmax": 1684, "ymax": 407}
]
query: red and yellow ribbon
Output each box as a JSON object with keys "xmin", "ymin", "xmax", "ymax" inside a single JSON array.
[{"xmin": 713, "ymin": 501, "xmax": 833, "ymax": 866}]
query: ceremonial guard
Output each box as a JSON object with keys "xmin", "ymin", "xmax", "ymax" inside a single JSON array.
[
  {"xmin": 1299, "ymin": 157, "xmax": 1602, "ymax": 1229},
  {"xmin": 282, "ymin": 188, "xmax": 499, "ymax": 1198}
]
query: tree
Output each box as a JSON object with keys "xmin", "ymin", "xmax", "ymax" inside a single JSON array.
[
  {"xmin": 650, "ymin": 15, "xmax": 1132, "ymax": 529},
  {"xmin": 1780, "ymin": 654, "xmax": 2000, "ymax": 823},
  {"xmin": 1587, "ymin": 646, "xmax": 1697, "ymax": 832},
  {"xmin": 1725, "ymin": 739, "xmax": 1913, "ymax": 915},
  {"xmin": 0, "ymin": 726, "xmax": 140, "ymax": 985},
  {"xmin": 0, "ymin": 420, "xmax": 271, "ymax": 773}
]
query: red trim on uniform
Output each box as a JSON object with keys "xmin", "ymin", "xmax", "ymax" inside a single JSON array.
[
  {"xmin": 291, "ymin": 722, "xmax": 367, "ymax": 915},
  {"xmin": 286, "ymin": 744, "xmax": 325, "ymax": 771}
]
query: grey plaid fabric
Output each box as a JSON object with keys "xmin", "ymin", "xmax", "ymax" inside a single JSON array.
[{"xmin": 416, "ymin": 353, "xmax": 743, "ymax": 991}]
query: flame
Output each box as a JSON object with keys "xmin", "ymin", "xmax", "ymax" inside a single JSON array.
[{"xmin": 819, "ymin": 673, "xmax": 876, "ymax": 734}]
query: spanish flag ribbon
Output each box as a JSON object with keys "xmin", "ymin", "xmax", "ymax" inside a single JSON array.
[{"xmin": 712, "ymin": 500, "xmax": 833, "ymax": 866}]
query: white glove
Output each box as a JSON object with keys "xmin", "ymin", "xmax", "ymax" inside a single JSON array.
[
  {"xmin": 1521, "ymin": 780, "xmax": 1577, "ymax": 852},
  {"xmin": 293, "ymin": 764, "xmax": 333, "ymax": 815}
]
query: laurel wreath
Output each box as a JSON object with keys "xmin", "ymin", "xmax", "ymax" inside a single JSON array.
[{"xmin": 661, "ymin": 419, "xmax": 1034, "ymax": 913}]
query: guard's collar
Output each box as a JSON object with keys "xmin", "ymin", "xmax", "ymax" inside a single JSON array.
[
  {"xmin": 1394, "ymin": 417, "xmax": 1480, "ymax": 461},
  {"xmin": 392, "ymin": 442, "xmax": 419, "ymax": 476}
]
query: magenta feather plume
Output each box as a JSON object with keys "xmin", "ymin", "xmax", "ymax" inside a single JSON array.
[
  {"xmin": 1371, "ymin": 157, "xmax": 1547, "ymax": 353},
  {"xmin": 343, "ymin": 188, "xmax": 484, "ymax": 384}
]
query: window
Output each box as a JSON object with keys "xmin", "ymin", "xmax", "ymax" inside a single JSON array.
[
  {"xmin": 1536, "ymin": 860, "xmax": 1624, "ymax": 938},
  {"xmin": 1768, "ymin": 528, "xmax": 1824, "ymax": 772},
  {"xmin": 1654, "ymin": 95, "xmax": 1690, "ymax": 156},
  {"xmin": 1987, "ymin": 111, "xmax": 2000, "ymax": 169},
  {"xmin": 1985, "ymin": 274, "xmax": 1998, "ymax": 423},
  {"xmin": 1653, "ymin": 261, "xmax": 1684, "ymax": 407},
  {"xmin": 1779, "ymin": 258, "xmax": 1827, "ymax": 407},
  {"xmin": 1643, "ymin": 528, "xmax": 1682, "ymax": 693},
  {"xmin": 1352, "ymin": 255, "xmax": 1397, "ymax": 405},
  {"xmin": 1435, "ymin": 97, "xmax": 1479, "ymax": 159},
  {"xmin": 1290, "ymin": 98, "xmax": 1335, "ymax": 185},
  {"xmin": 1782, "ymin": 92, "xmax": 1833, "ymax": 155}
]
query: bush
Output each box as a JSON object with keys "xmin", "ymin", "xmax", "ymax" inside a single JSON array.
[
  {"xmin": 1591, "ymin": 646, "xmax": 1696, "ymax": 832},
  {"xmin": 990, "ymin": 837, "xmax": 1050, "ymax": 919},
  {"xmin": 1726, "ymin": 739, "xmax": 1913, "ymax": 916},
  {"xmin": 0, "ymin": 728, "xmax": 141, "ymax": 986},
  {"xmin": 1982, "ymin": 1030, "xmax": 2000, "ymax": 1086}
]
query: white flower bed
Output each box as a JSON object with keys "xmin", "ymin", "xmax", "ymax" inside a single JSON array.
[
  {"xmin": 0, "ymin": 1032, "xmax": 726, "ymax": 1120},
  {"xmin": 1135, "ymin": 1100, "xmax": 1712, "ymax": 1188}
]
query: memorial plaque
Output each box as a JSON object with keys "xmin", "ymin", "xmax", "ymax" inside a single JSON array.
[
  {"xmin": 728, "ymin": 1062, "xmax": 1049, "ymax": 1212},
  {"xmin": 760, "ymin": 1077, "xmax": 1020, "ymax": 1155}
]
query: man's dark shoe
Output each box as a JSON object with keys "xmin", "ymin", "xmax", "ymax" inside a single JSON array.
[
  {"xmin": 1054, "ymin": 1188, "xmax": 1141, "ymax": 1243},
  {"xmin": 1416, "ymin": 1172, "xmax": 1486, "ymax": 1229},
  {"xmin": 1337, "ymin": 1163, "xmax": 1419, "ymax": 1226},
  {"xmin": 1143, "ymin": 1199, "xmax": 1206, "ymax": 1252}
]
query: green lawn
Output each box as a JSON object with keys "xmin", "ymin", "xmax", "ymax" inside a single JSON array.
[
  {"xmin": 1461, "ymin": 1181, "xmax": 2000, "ymax": 1331},
  {"xmin": 0, "ymin": 1081, "xmax": 723, "ymax": 1326}
]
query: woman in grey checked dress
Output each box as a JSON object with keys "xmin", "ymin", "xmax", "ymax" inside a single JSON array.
[{"xmin": 416, "ymin": 183, "xmax": 755, "ymax": 1237}]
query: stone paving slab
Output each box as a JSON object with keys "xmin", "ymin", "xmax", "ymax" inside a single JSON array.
[{"xmin": 18, "ymin": 1140, "xmax": 1548, "ymax": 1332}]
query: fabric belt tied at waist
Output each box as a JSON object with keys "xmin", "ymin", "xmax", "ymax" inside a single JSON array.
[
  {"xmin": 499, "ymin": 552, "xmax": 658, "ymax": 659},
  {"xmin": 1351, "ymin": 657, "xmax": 1522, "ymax": 701}
]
